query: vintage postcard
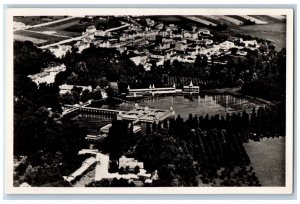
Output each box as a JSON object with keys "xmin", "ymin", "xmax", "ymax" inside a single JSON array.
[{"xmin": 5, "ymin": 8, "xmax": 294, "ymax": 194}]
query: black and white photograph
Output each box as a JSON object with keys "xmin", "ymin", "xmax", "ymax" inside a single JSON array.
[{"xmin": 5, "ymin": 8, "xmax": 294, "ymax": 194}]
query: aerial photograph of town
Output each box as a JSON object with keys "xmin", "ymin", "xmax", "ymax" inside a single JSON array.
[{"xmin": 12, "ymin": 13, "xmax": 287, "ymax": 188}]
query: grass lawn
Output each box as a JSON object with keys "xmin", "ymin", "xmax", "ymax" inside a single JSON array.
[{"xmin": 244, "ymin": 137, "xmax": 285, "ymax": 186}]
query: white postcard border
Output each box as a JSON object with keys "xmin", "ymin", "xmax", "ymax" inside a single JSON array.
[{"xmin": 5, "ymin": 8, "xmax": 294, "ymax": 195}]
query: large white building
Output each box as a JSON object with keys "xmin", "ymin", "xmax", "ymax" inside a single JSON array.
[
  {"xmin": 127, "ymin": 84, "xmax": 177, "ymax": 96},
  {"xmin": 28, "ymin": 64, "xmax": 66, "ymax": 86}
]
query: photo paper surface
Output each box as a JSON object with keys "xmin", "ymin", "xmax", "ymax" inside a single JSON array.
[{"xmin": 5, "ymin": 8, "xmax": 294, "ymax": 194}]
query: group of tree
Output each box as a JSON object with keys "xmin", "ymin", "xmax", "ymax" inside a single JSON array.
[
  {"xmin": 14, "ymin": 41, "xmax": 91, "ymax": 186},
  {"xmin": 14, "ymin": 103, "xmax": 89, "ymax": 186},
  {"xmin": 14, "ymin": 41, "xmax": 59, "ymax": 98},
  {"xmin": 209, "ymin": 23, "xmax": 228, "ymax": 31},
  {"xmin": 58, "ymin": 87, "xmax": 103, "ymax": 105},
  {"xmin": 241, "ymin": 48, "xmax": 286, "ymax": 101},
  {"xmin": 132, "ymin": 104, "xmax": 284, "ymax": 186},
  {"xmin": 243, "ymin": 19, "xmax": 256, "ymax": 26},
  {"xmin": 135, "ymin": 129, "xmax": 198, "ymax": 186},
  {"xmin": 57, "ymin": 45, "xmax": 137, "ymax": 87},
  {"xmin": 100, "ymin": 119, "xmax": 137, "ymax": 160}
]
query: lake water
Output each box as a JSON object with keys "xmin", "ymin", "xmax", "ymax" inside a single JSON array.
[
  {"xmin": 139, "ymin": 95, "xmax": 263, "ymax": 119},
  {"xmin": 72, "ymin": 94, "xmax": 264, "ymax": 134}
]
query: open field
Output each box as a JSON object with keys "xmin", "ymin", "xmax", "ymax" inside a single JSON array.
[
  {"xmin": 195, "ymin": 15, "xmax": 228, "ymax": 25},
  {"xmin": 14, "ymin": 16, "xmax": 82, "ymax": 46},
  {"xmin": 29, "ymin": 17, "xmax": 82, "ymax": 38},
  {"xmin": 239, "ymin": 15, "xmax": 268, "ymax": 24},
  {"xmin": 183, "ymin": 16, "xmax": 217, "ymax": 26},
  {"xmin": 14, "ymin": 30, "xmax": 69, "ymax": 46},
  {"xmin": 13, "ymin": 16, "xmax": 67, "ymax": 26},
  {"xmin": 157, "ymin": 15, "xmax": 285, "ymax": 27},
  {"xmin": 230, "ymin": 23, "xmax": 286, "ymax": 51},
  {"xmin": 250, "ymin": 15, "xmax": 285, "ymax": 23},
  {"xmin": 244, "ymin": 137, "xmax": 285, "ymax": 186},
  {"xmin": 267, "ymin": 15, "xmax": 286, "ymax": 21},
  {"xmin": 13, "ymin": 34, "xmax": 48, "ymax": 45}
]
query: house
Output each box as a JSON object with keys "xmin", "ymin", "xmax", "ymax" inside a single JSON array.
[
  {"xmin": 156, "ymin": 60, "xmax": 164, "ymax": 66},
  {"xmin": 155, "ymin": 23, "xmax": 164, "ymax": 30},
  {"xmin": 218, "ymin": 40, "xmax": 236, "ymax": 50},
  {"xmin": 176, "ymin": 55, "xmax": 197, "ymax": 63},
  {"xmin": 203, "ymin": 39, "xmax": 214, "ymax": 45},
  {"xmin": 198, "ymin": 29, "xmax": 212, "ymax": 37},
  {"xmin": 186, "ymin": 48, "xmax": 199, "ymax": 55},
  {"xmin": 94, "ymin": 30, "xmax": 112, "ymax": 38},
  {"xmin": 145, "ymin": 18, "xmax": 155, "ymax": 26},
  {"xmin": 150, "ymin": 54, "xmax": 164, "ymax": 60},
  {"xmin": 159, "ymin": 31, "xmax": 169, "ymax": 37},
  {"xmin": 171, "ymin": 33, "xmax": 183, "ymax": 38},
  {"xmin": 157, "ymin": 43, "xmax": 171, "ymax": 50},
  {"xmin": 175, "ymin": 43, "xmax": 187, "ymax": 51},
  {"xmin": 85, "ymin": 25, "xmax": 96, "ymax": 34},
  {"xmin": 119, "ymin": 156, "xmax": 144, "ymax": 170},
  {"xmin": 190, "ymin": 32, "xmax": 199, "ymax": 40},
  {"xmin": 169, "ymin": 24, "xmax": 175, "ymax": 28},
  {"xmin": 183, "ymin": 31, "xmax": 192, "ymax": 38},
  {"xmin": 130, "ymin": 55, "xmax": 148, "ymax": 66},
  {"xmin": 236, "ymin": 50, "xmax": 248, "ymax": 56},
  {"xmin": 242, "ymin": 40, "xmax": 258, "ymax": 48},
  {"xmin": 96, "ymin": 40, "xmax": 111, "ymax": 48}
]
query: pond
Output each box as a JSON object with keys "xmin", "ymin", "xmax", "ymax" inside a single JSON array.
[
  {"xmin": 72, "ymin": 94, "xmax": 265, "ymax": 134},
  {"xmin": 139, "ymin": 95, "xmax": 265, "ymax": 119}
]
